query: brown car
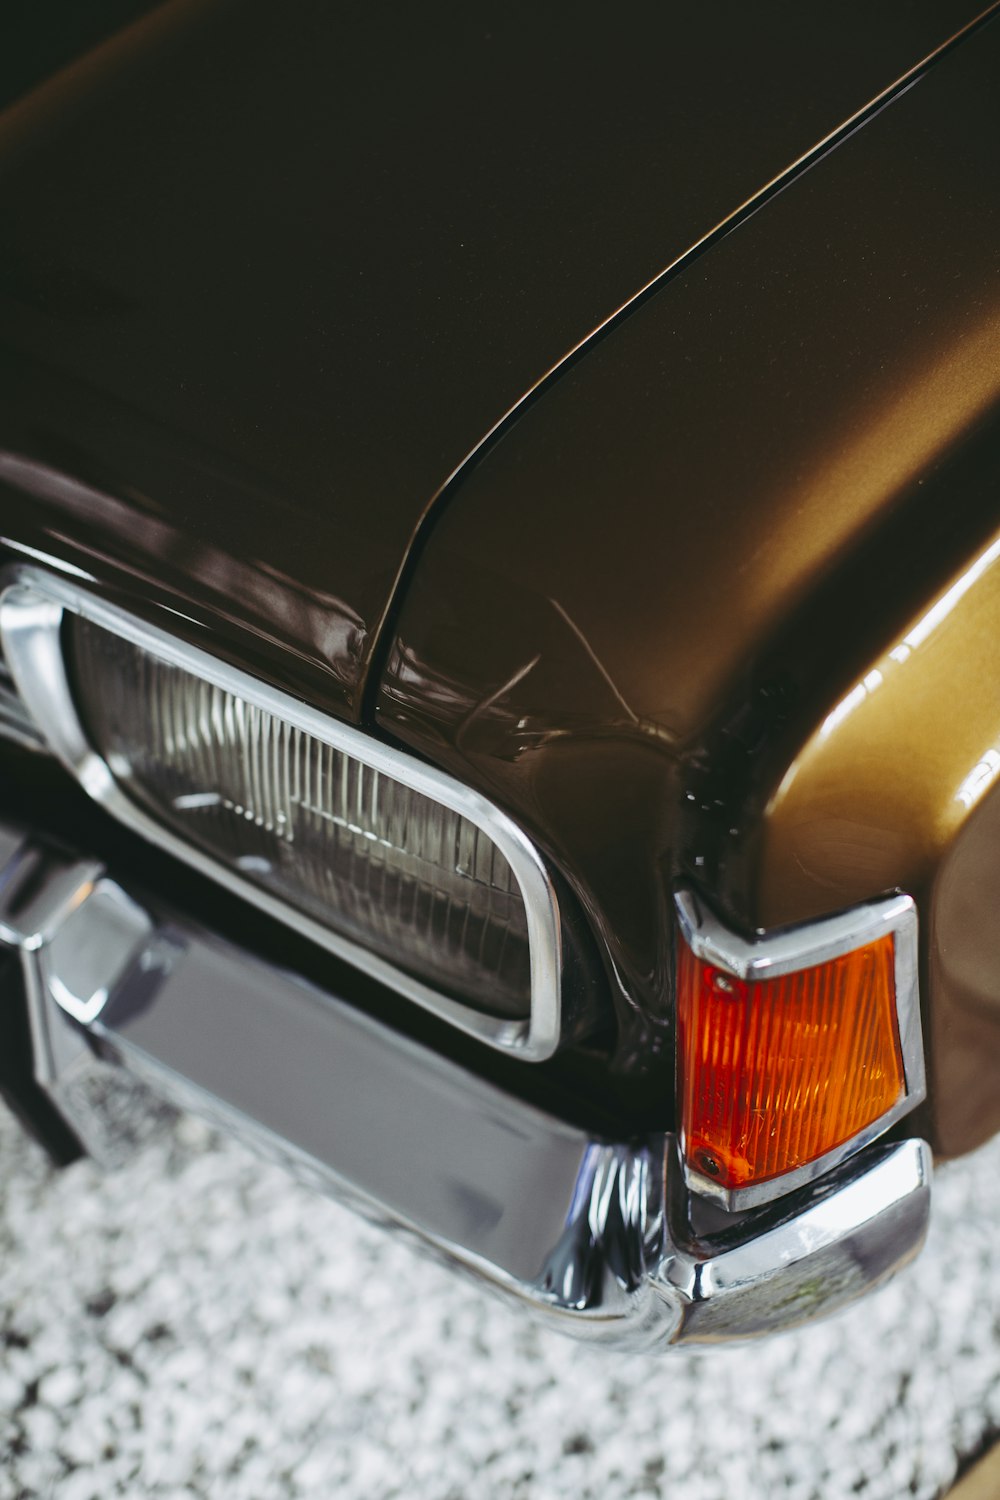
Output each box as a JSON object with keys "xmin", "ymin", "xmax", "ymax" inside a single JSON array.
[{"xmin": 1, "ymin": 0, "xmax": 999, "ymax": 1347}]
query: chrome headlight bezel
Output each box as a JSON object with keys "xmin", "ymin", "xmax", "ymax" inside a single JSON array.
[{"xmin": 0, "ymin": 566, "xmax": 570, "ymax": 1060}]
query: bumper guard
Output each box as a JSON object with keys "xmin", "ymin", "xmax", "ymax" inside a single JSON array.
[{"xmin": 0, "ymin": 822, "xmax": 931, "ymax": 1348}]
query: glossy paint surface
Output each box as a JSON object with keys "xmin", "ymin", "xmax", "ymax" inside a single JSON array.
[
  {"xmin": 2, "ymin": 0, "xmax": 164, "ymax": 111},
  {"xmin": 759, "ymin": 522, "xmax": 1000, "ymax": 1159},
  {"xmin": 0, "ymin": 0, "xmax": 989, "ymax": 715},
  {"xmin": 378, "ymin": 20, "xmax": 1000, "ymax": 1140}
]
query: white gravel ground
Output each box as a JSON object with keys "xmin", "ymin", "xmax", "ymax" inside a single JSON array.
[{"xmin": 2, "ymin": 1102, "xmax": 999, "ymax": 1500}]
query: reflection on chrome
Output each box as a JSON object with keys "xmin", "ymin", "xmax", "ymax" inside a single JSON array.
[
  {"xmin": 0, "ymin": 821, "xmax": 933, "ymax": 1350},
  {"xmin": 535, "ymin": 1143, "xmax": 660, "ymax": 1311}
]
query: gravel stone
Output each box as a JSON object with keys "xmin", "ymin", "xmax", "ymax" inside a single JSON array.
[{"xmin": 1, "ymin": 1102, "xmax": 998, "ymax": 1497}]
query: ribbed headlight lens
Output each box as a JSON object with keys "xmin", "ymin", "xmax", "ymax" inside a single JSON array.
[{"xmin": 72, "ymin": 619, "xmax": 532, "ymax": 1018}]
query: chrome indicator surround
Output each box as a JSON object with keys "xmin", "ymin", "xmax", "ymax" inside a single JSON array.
[
  {"xmin": 674, "ymin": 887, "xmax": 927, "ymax": 1211},
  {"xmin": 0, "ymin": 567, "xmax": 566, "ymax": 1060}
]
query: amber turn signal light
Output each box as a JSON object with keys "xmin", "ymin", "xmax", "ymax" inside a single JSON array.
[{"xmin": 676, "ymin": 905, "xmax": 911, "ymax": 1205}]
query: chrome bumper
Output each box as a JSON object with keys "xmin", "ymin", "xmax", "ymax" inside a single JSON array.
[{"xmin": 0, "ymin": 822, "xmax": 931, "ymax": 1348}]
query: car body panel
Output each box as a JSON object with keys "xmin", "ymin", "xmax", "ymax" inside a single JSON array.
[
  {"xmin": 0, "ymin": 0, "xmax": 991, "ymax": 715},
  {"xmin": 756, "ymin": 520, "xmax": 1000, "ymax": 1160},
  {"xmin": 377, "ymin": 19, "xmax": 1000, "ymax": 1147},
  {"xmin": 2, "ymin": 0, "xmax": 164, "ymax": 112}
]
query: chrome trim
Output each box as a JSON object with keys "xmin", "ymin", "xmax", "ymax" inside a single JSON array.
[
  {"xmin": 0, "ymin": 823, "xmax": 932, "ymax": 1348},
  {"xmin": 0, "ymin": 833, "xmax": 161, "ymax": 1164},
  {"xmin": 674, "ymin": 887, "xmax": 927, "ymax": 1211},
  {"xmin": 654, "ymin": 1134, "xmax": 931, "ymax": 1343},
  {"xmin": 0, "ymin": 646, "xmax": 45, "ymax": 753},
  {"xmin": 0, "ymin": 567, "xmax": 566, "ymax": 1060}
]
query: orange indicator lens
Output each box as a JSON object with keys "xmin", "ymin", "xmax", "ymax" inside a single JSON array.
[{"xmin": 677, "ymin": 932, "xmax": 905, "ymax": 1192}]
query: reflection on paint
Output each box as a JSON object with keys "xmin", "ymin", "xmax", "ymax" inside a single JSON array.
[
  {"xmin": 0, "ymin": 452, "xmax": 365, "ymax": 685},
  {"xmin": 742, "ymin": 303, "xmax": 1000, "ymax": 638},
  {"xmin": 901, "ymin": 536, "xmax": 1000, "ymax": 654},
  {"xmin": 820, "ymin": 536, "xmax": 1000, "ymax": 745},
  {"xmin": 955, "ymin": 750, "xmax": 1000, "ymax": 812},
  {"xmin": 0, "ymin": 536, "xmax": 95, "ymax": 582},
  {"xmin": 820, "ymin": 669, "xmax": 884, "ymax": 740}
]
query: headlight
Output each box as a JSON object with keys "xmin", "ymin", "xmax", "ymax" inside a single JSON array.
[
  {"xmin": 72, "ymin": 617, "xmax": 531, "ymax": 1018},
  {"xmin": 0, "ymin": 569, "xmax": 578, "ymax": 1058}
]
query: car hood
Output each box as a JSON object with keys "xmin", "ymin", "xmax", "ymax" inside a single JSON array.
[{"xmin": 0, "ymin": 0, "xmax": 989, "ymax": 717}]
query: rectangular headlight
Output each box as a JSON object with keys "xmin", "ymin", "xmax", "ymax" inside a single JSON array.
[
  {"xmin": 73, "ymin": 618, "xmax": 532, "ymax": 1018},
  {"xmin": 0, "ymin": 570, "xmax": 570, "ymax": 1058}
]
